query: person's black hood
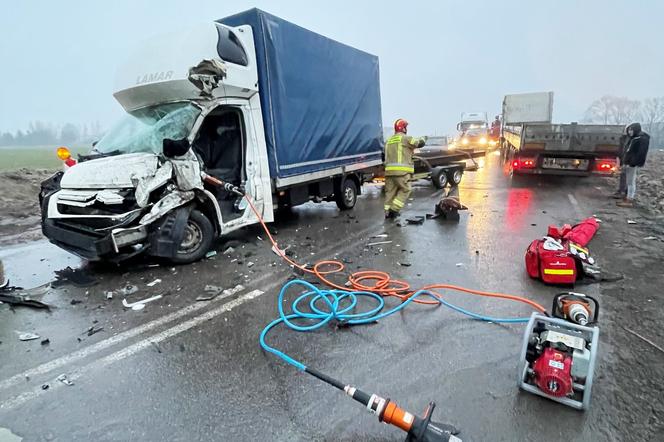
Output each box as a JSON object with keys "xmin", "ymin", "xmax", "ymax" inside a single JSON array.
[{"xmin": 627, "ymin": 122, "xmax": 642, "ymax": 136}]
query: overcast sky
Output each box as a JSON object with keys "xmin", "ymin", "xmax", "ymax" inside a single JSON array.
[{"xmin": 1, "ymin": 0, "xmax": 663, "ymax": 136}]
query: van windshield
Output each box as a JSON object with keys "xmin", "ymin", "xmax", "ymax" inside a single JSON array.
[{"xmin": 95, "ymin": 102, "xmax": 201, "ymax": 155}]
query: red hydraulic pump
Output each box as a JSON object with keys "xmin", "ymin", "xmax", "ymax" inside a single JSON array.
[{"xmin": 532, "ymin": 347, "xmax": 573, "ymax": 397}]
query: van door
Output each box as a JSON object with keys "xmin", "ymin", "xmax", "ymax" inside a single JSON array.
[{"xmin": 215, "ymin": 100, "xmax": 272, "ymax": 233}]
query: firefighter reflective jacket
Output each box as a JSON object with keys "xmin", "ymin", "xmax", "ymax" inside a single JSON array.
[{"xmin": 384, "ymin": 133, "xmax": 426, "ymax": 176}]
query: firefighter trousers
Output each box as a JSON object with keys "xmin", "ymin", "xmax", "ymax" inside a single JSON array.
[{"xmin": 384, "ymin": 174, "xmax": 411, "ymax": 213}]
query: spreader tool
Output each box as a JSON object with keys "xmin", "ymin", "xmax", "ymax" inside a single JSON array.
[
  {"xmin": 304, "ymin": 366, "xmax": 460, "ymax": 441},
  {"xmin": 518, "ymin": 293, "xmax": 599, "ymax": 410}
]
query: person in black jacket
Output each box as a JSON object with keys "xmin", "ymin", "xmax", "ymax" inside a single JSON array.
[
  {"xmin": 617, "ymin": 122, "xmax": 650, "ymax": 207},
  {"xmin": 612, "ymin": 126, "xmax": 629, "ymax": 199}
]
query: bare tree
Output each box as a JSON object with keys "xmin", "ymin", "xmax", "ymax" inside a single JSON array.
[
  {"xmin": 584, "ymin": 95, "xmax": 614, "ymax": 124},
  {"xmin": 584, "ymin": 95, "xmax": 641, "ymax": 125},
  {"xmin": 640, "ymin": 97, "xmax": 664, "ymax": 133},
  {"xmin": 610, "ymin": 97, "xmax": 640, "ymax": 125}
]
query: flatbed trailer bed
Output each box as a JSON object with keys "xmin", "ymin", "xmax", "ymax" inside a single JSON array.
[{"xmin": 412, "ymin": 147, "xmax": 486, "ymax": 188}]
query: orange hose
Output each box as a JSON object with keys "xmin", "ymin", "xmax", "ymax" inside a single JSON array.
[{"xmin": 245, "ymin": 197, "xmax": 547, "ymax": 314}]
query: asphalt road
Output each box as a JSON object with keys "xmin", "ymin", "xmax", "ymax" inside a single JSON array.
[{"xmin": 1, "ymin": 153, "xmax": 662, "ymax": 441}]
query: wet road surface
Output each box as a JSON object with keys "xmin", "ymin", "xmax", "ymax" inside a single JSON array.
[{"xmin": 1, "ymin": 153, "xmax": 662, "ymax": 441}]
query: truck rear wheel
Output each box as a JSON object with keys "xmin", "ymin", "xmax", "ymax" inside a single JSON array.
[
  {"xmin": 335, "ymin": 178, "xmax": 358, "ymax": 210},
  {"xmin": 431, "ymin": 167, "xmax": 448, "ymax": 189},
  {"xmin": 172, "ymin": 210, "xmax": 214, "ymax": 264}
]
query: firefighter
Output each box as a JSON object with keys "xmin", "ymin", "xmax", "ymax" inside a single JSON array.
[{"xmin": 384, "ymin": 119, "xmax": 427, "ymax": 219}]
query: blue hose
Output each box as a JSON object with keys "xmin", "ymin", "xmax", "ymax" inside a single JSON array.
[{"xmin": 259, "ymin": 279, "xmax": 531, "ymax": 370}]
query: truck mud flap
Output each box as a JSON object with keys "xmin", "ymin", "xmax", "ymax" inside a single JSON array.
[{"xmin": 148, "ymin": 205, "xmax": 193, "ymax": 258}]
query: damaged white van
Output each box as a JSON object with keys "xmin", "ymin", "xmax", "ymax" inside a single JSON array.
[{"xmin": 40, "ymin": 9, "xmax": 383, "ymax": 263}]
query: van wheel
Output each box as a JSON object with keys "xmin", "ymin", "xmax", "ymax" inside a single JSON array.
[
  {"xmin": 172, "ymin": 210, "xmax": 214, "ymax": 264},
  {"xmin": 335, "ymin": 178, "xmax": 358, "ymax": 210},
  {"xmin": 431, "ymin": 167, "xmax": 448, "ymax": 189}
]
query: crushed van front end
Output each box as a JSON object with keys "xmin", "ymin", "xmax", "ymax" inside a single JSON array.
[{"xmin": 41, "ymin": 185, "xmax": 149, "ymax": 261}]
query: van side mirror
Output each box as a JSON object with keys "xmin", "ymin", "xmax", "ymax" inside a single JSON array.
[
  {"xmin": 456, "ymin": 123, "xmax": 461, "ymax": 131},
  {"xmin": 163, "ymin": 138, "xmax": 191, "ymax": 158}
]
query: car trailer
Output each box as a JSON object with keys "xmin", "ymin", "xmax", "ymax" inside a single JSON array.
[{"xmin": 412, "ymin": 148, "xmax": 486, "ymax": 189}]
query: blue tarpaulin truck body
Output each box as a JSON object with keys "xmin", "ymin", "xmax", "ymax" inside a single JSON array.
[{"xmin": 219, "ymin": 9, "xmax": 383, "ymax": 180}]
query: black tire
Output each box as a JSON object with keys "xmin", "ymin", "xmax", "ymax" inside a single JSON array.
[
  {"xmin": 171, "ymin": 210, "xmax": 214, "ymax": 264},
  {"xmin": 431, "ymin": 167, "xmax": 448, "ymax": 189},
  {"xmin": 450, "ymin": 168, "xmax": 463, "ymax": 185},
  {"xmin": 335, "ymin": 178, "xmax": 358, "ymax": 210}
]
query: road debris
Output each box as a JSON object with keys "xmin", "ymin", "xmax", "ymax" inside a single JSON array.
[
  {"xmin": 0, "ymin": 291, "xmax": 50, "ymax": 309},
  {"xmin": 41, "ymin": 384, "xmax": 50, "ymax": 390},
  {"xmin": 56, "ymin": 374, "xmax": 74, "ymax": 386},
  {"xmin": 406, "ymin": 216, "xmax": 425, "ymax": 225},
  {"xmin": 627, "ymin": 220, "xmax": 637, "ymax": 224},
  {"xmin": 150, "ymin": 341, "xmax": 162, "ymax": 353},
  {"xmin": 398, "ymin": 262, "xmax": 412, "ymax": 267},
  {"xmin": 40, "ymin": 338, "xmax": 50, "ymax": 346},
  {"xmin": 371, "ymin": 234, "xmax": 389, "ymax": 238},
  {"xmin": 53, "ymin": 266, "xmax": 97, "ymax": 288},
  {"xmin": 205, "ymin": 250, "xmax": 217, "ymax": 259},
  {"xmin": 122, "ymin": 294, "xmax": 163, "ymax": 311},
  {"xmin": 70, "ymin": 299, "xmax": 83, "ymax": 305},
  {"xmin": 146, "ymin": 278, "xmax": 162, "ymax": 287},
  {"xmin": 247, "ymin": 261, "xmax": 255, "ymax": 268},
  {"xmin": 644, "ymin": 236, "xmax": 657, "ymax": 240},
  {"xmin": 223, "ymin": 246, "xmax": 235, "ymax": 255},
  {"xmin": 86, "ymin": 326, "xmax": 104, "ymax": 336},
  {"xmin": 367, "ymin": 240, "xmax": 392, "ymax": 246},
  {"xmin": 18, "ymin": 332, "xmax": 40, "ymax": 341},
  {"xmin": 197, "ymin": 285, "xmax": 223, "ymax": 301}
]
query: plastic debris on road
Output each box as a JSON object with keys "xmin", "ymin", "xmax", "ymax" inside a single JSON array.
[
  {"xmin": 56, "ymin": 374, "xmax": 74, "ymax": 386},
  {"xmin": 18, "ymin": 332, "xmax": 40, "ymax": 341}
]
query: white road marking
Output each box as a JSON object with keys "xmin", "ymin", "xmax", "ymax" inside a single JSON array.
[
  {"xmin": 567, "ymin": 193, "xmax": 582, "ymax": 217},
  {"xmin": 1, "ymin": 290, "xmax": 264, "ymax": 411},
  {"xmin": 0, "ymin": 221, "xmax": 381, "ymax": 396},
  {"xmin": 0, "ymin": 284, "xmax": 246, "ymax": 392}
]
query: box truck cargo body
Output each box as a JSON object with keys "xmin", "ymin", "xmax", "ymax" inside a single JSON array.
[{"xmin": 40, "ymin": 9, "xmax": 384, "ymax": 263}]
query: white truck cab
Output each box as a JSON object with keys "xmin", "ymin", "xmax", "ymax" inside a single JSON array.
[{"xmin": 40, "ymin": 10, "xmax": 383, "ymax": 263}]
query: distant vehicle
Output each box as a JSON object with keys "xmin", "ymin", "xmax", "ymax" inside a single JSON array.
[
  {"xmin": 501, "ymin": 92, "xmax": 622, "ymax": 176},
  {"xmin": 417, "ymin": 136, "xmax": 449, "ymax": 153},
  {"xmin": 39, "ymin": 9, "xmax": 383, "ymax": 263},
  {"xmin": 451, "ymin": 112, "xmax": 494, "ymax": 149}
]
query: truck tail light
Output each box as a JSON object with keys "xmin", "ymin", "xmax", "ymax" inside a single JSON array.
[
  {"xmin": 595, "ymin": 158, "xmax": 617, "ymax": 173},
  {"xmin": 513, "ymin": 157, "xmax": 536, "ymax": 169}
]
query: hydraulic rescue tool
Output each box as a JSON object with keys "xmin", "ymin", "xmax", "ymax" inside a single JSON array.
[
  {"xmin": 206, "ymin": 176, "xmax": 596, "ymax": 440},
  {"xmin": 518, "ymin": 293, "xmax": 599, "ymax": 410}
]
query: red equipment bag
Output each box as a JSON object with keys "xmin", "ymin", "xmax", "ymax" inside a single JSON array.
[
  {"xmin": 563, "ymin": 217, "xmax": 599, "ymax": 247},
  {"xmin": 525, "ymin": 239, "xmax": 578, "ymax": 284}
]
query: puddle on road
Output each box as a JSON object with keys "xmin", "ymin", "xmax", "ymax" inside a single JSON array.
[
  {"xmin": 0, "ymin": 427, "xmax": 23, "ymax": 442},
  {"xmin": 0, "ymin": 240, "xmax": 81, "ymax": 288}
]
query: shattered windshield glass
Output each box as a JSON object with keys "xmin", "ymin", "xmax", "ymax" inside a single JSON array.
[{"xmin": 94, "ymin": 102, "xmax": 201, "ymax": 155}]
